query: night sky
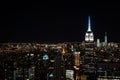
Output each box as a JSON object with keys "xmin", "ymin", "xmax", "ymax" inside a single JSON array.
[{"xmin": 0, "ymin": 2, "xmax": 120, "ymax": 43}]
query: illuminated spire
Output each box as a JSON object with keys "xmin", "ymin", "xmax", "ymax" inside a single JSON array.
[
  {"xmin": 105, "ymin": 32, "xmax": 107, "ymax": 44},
  {"xmin": 87, "ymin": 16, "xmax": 91, "ymax": 32},
  {"xmin": 85, "ymin": 16, "xmax": 94, "ymax": 42}
]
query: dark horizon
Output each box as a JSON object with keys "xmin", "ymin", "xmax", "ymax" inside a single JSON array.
[{"xmin": 0, "ymin": 2, "xmax": 120, "ymax": 43}]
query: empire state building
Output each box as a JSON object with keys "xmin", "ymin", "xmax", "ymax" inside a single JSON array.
[
  {"xmin": 83, "ymin": 16, "xmax": 96, "ymax": 75},
  {"xmin": 85, "ymin": 16, "xmax": 94, "ymax": 42}
]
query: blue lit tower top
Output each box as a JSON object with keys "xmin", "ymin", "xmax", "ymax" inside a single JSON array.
[
  {"xmin": 85, "ymin": 16, "xmax": 94, "ymax": 42},
  {"xmin": 88, "ymin": 16, "xmax": 91, "ymax": 32}
]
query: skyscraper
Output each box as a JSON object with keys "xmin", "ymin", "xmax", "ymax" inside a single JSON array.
[
  {"xmin": 97, "ymin": 39, "xmax": 100, "ymax": 47},
  {"xmin": 85, "ymin": 16, "xmax": 94, "ymax": 42},
  {"xmin": 83, "ymin": 16, "xmax": 96, "ymax": 76},
  {"xmin": 54, "ymin": 50, "xmax": 66, "ymax": 80},
  {"xmin": 74, "ymin": 51, "xmax": 80, "ymax": 80},
  {"xmin": 104, "ymin": 32, "xmax": 107, "ymax": 46},
  {"xmin": 84, "ymin": 16, "xmax": 95, "ymax": 58}
]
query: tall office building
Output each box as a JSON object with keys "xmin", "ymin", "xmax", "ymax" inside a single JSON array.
[
  {"xmin": 104, "ymin": 32, "xmax": 107, "ymax": 46},
  {"xmin": 84, "ymin": 16, "xmax": 95, "ymax": 60},
  {"xmin": 47, "ymin": 50, "xmax": 56, "ymax": 80},
  {"xmin": 74, "ymin": 51, "xmax": 80, "ymax": 80},
  {"xmin": 83, "ymin": 16, "xmax": 96, "ymax": 75},
  {"xmin": 54, "ymin": 50, "xmax": 66, "ymax": 80},
  {"xmin": 74, "ymin": 52, "xmax": 80, "ymax": 67},
  {"xmin": 97, "ymin": 39, "xmax": 100, "ymax": 47}
]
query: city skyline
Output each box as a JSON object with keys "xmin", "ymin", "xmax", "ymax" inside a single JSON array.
[{"xmin": 0, "ymin": 2, "xmax": 120, "ymax": 43}]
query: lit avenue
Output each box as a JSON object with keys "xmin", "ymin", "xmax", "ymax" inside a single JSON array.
[{"xmin": 0, "ymin": 17, "xmax": 120, "ymax": 80}]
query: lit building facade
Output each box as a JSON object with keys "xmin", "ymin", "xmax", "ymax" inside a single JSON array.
[
  {"xmin": 74, "ymin": 51, "xmax": 81, "ymax": 80},
  {"xmin": 74, "ymin": 52, "xmax": 80, "ymax": 67},
  {"xmin": 85, "ymin": 16, "xmax": 94, "ymax": 42},
  {"xmin": 83, "ymin": 16, "xmax": 96, "ymax": 76}
]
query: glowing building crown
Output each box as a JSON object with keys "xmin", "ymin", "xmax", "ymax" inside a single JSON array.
[
  {"xmin": 85, "ymin": 16, "xmax": 94, "ymax": 42},
  {"xmin": 87, "ymin": 16, "xmax": 91, "ymax": 32}
]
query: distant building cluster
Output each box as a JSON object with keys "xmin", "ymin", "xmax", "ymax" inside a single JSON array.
[{"xmin": 0, "ymin": 17, "xmax": 120, "ymax": 80}]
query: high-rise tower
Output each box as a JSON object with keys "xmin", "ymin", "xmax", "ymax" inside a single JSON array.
[
  {"xmin": 82, "ymin": 16, "xmax": 96, "ymax": 76},
  {"xmin": 84, "ymin": 16, "xmax": 95, "ymax": 56},
  {"xmin": 104, "ymin": 32, "xmax": 107, "ymax": 46},
  {"xmin": 54, "ymin": 50, "xmax": 65, "ymax": 80},
  {"xmin": 85, "ymin": 16, "xmax": 94, "ymax": 42},
  {"xmin": 97, "ymin": 39, "xmax": 101, "ymax": 47}
]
